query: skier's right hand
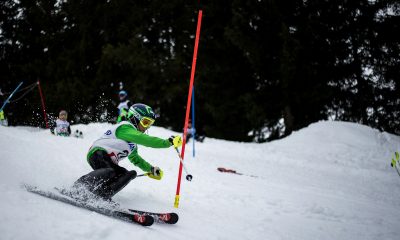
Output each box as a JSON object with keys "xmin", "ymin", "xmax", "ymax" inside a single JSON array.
[{"xmin": 148, "ymin": 166, "xmax": 163, "ymax": 180}]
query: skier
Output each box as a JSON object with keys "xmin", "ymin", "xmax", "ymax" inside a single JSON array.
[
  {"xmin": 73, "ymin": 103, "xmax": 182, "ymax": 200},
  {"xmin": 186, "ymin": 119, "xmax": 205, "ymax": 143},
  {"xmin": 0, "ymin": 110, "xmax": 8, "ymax": 126},
  {"xmin": 117, "ymin": 90, "xmax": 132, "ymax": 123},
  {"xmin": 50, "ymin": 110, "xmax": 71, "ymax": 137}
]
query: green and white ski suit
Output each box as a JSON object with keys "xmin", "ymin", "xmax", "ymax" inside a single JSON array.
[{"xmin": 87, "ymin": 121, "xmax": 171, "ymax": 172}]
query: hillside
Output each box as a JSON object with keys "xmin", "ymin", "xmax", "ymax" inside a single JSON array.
[{"xmin": 0, "ymin": 121, "xmax": 399, "ymax": 240}]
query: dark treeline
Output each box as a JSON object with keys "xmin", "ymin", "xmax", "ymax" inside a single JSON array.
[{"xmin": 1, "ymin": 0, "xmax": 399, "ymax": 141}]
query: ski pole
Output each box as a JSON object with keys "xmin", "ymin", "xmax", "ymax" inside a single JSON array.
[
  {"xmin": 175, "ymin": 147, "xmax": 193, "ymax": 181},
  {"xmin": 137, "ymin": 172, "xmax": 162, "ymax": 180},
  {"xmin": 136, "ymin": 173, "xmax": 150, "ymax": 177},
  {"xmin": 0, "ymin": 82, "xmax": 23, "ymax": 112}
]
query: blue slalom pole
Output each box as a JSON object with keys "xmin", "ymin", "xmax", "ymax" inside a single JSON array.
[
  {"xmin": 0, "ymin": 82, "xmax": 23, "ymax": 112},
  {"xmin": 191, "ymin": 87, "xmax": 196, "ymax": 157}
]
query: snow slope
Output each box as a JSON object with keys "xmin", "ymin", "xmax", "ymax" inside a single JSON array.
[{"xmin": 0, "ymin": 121, "xmax": 399, "ymax": 240}]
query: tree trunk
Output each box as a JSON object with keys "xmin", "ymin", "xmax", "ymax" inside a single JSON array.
[{"xmin": 283, "ymin": 105, "xmax": 294, "ymax": 136}]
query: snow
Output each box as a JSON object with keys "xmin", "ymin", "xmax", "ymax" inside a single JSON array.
[{"xmin": 0, "ymin": 121, "xmax": 399, "ymax": 240}]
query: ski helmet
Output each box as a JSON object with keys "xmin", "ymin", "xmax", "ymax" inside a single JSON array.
[
  {"xmin": 59, "ymin": 110, "xmax": 68, "ymax": 115},
  {"xmin": 127, "ymin": 103, "xmax": 156, "ymax": 128},
  {"xmin": 59, "ymin": 110, "xmax": 68, "ymax": 120},
  {"xmin": 119, "ymin": 90, "xmax": 128, "ymax": 101},
  {"xmin": 59, "ymin": 110, "xmax": 68, "ymax": 116}
]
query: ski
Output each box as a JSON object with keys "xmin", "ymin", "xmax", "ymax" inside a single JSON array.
[
  {"xmin": 128, "ymin": 209, "xmax": 179, "ymax": 224},
  {"xmin": 217, "ymin": 167, "xmax": 260, "ymax": 178},
  {"xmin": 55, "ymin": 187, "xmax": 179, "ymax": 224},
  {"xmin": 23, "ymin": 184, "xmax": 154, "ymax": 226}
]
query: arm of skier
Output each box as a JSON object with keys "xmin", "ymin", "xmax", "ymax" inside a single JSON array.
[
  {"xmin": 50, "ymin": 121, "xmax": 56, "ymax": 134},
  {"xmin": 128, "ymin": 150, "xmax": 152, "ymax": 172},
  {"xmin": 128, "ymin": 150, "xmax": 163, "ymax": 179},
  {"xmin": 116, "ymin": 124, "xmax": 172, "ymax": 148}
]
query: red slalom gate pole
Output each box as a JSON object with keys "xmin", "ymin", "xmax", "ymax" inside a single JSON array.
[
  {"xmin": 174, "ymin": 9, "xmax": 203, "ymax": 208},
  {"xmin": 37, "ymin": 79, "xmax": 49, "ymax": 128}
]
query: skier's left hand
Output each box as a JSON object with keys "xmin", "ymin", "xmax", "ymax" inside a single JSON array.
[
  {"xmin": 168, "ymin": 135, "xmax": 182, "ymax": 148},
  {"xmin": 148, "ymin": 166, "xmax": 164, "ymax": 180}
]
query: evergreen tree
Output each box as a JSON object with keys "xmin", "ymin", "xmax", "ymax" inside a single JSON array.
[{"xmin": 1, "ymin": 0, "xmax": 398, "ymax": 139}]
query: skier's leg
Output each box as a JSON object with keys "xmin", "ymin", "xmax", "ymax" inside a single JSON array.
[
  {"xmin": 87, "ymin": 150, "xmax": 127, "ymax": 173},
  {"xmin": 73, "ymin": 168, "xmax": 136, "ymax": 199},
  {"xmin": 74, "ymin": 150, "xmax": 132, "ymax": 197},
  {"xmin": 76, "ymin": 149, "xmax": 137, "ymax": 199},
  {"xmin": 99, "ymin": 170, "xmax": 137, "ymax": 199},
  {"xmin": 77, "ymin": 168, "xmax": 136, "ymax": 198},
  {"xmin": 73, "ymin": 168, "xmax": 117, "ymax": 193}
]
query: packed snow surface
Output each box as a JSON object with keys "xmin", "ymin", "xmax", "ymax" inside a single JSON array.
[{"xmin": 1, "ymin": 121, "xmax": 399, "ymax": 240}]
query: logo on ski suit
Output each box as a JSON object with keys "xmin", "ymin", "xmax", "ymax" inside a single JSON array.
[{"xmin": 128, "ymin": 143, "xmax": 136, "ymax": 151}]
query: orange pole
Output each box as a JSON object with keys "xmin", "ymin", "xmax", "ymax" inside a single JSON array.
[
  {"xmin": 37, "ymin": 79, "xmax": 49, "ymax": 128},
  {"xmin": 174, "ymin": 10, "xmax": 203, "ymax": 208}
]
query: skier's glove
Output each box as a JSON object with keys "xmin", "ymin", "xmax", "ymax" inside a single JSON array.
[
  {"xmin": 148, "ymin": 166, "xmax": 163, "ymax": 180},
  {"xmin": 168, "ymin": 135, "xmax": 182, "ymax": 148}
]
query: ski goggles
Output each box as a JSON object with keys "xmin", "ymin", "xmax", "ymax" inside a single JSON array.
[{"xmin": 140, "ymin": 117, "xmax": 155, "ymax": 128}]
